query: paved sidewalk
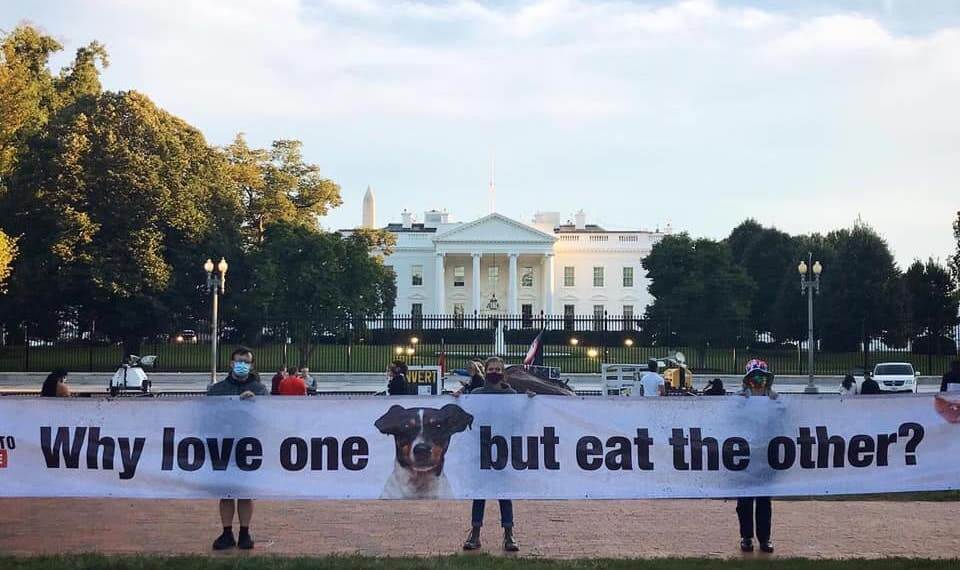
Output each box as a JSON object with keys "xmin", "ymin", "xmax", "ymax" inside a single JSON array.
[{"xmin": 0, "ymin": 498, "xmax": 957, "ymax": 559}]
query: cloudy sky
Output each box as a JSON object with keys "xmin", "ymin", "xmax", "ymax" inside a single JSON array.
[{"xmin": 4, "ymin": 0, "xmax": 958, "ymax": 267}]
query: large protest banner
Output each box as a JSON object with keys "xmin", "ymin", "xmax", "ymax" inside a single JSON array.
[{"xmin": 0, "ymin": 394, "xmax": 958, "ymax": 499}]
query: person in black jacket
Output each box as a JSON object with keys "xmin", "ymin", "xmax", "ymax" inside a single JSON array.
[
  {"xmin": 860, "ymin": 372, "xmax": 881, "ymax": 395},
  {"xmin": 387, "ymin": 360, "xmax": 410, "ymax": 395}
]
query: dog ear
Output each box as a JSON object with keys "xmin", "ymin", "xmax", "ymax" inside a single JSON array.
[
  {"xmin": 441, "ymin": 404, "xmax": 474, "ymax": 433},
  {"xmin": 375, "ymin": 405, "xmax": 408, "ymax": 434}
]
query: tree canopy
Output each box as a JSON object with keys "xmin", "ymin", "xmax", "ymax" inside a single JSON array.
[
  {"xmin": 642, "ymin": 233, "xmax": 754, "ymax": 346},
  {"xmin": 0, "ymin": 25, "xmax": 393, "ymax": 353}
]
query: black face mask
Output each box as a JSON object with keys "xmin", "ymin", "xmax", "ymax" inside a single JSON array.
[{"xmin": 486, "ymin": 372, "xmax": 503, "ymax": 384}]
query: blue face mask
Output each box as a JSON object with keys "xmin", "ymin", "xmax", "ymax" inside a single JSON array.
[{"xmin": 232, "ymin": 361, "xmax": 251, "ymax": 377}]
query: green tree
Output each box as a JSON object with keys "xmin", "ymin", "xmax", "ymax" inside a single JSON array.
[
  {"xmin": 726, "ymin": 219, "xmax": 797, "ymax": 337},
  {"xmin": 246, "ymin": 222, "xmax": 396, "ymax": 366},
  {"xmin": 904, "ymin": 259, "xmax": 958, "ymax": 342},
  {"xmin": 0, "ymin": 229, "xmax": 17, "ymax": 292},
  {"xmin": 642, "ymin": 233, "xmax": 754, "ymax": 348},
  {"xmin": 224, "ymin": 134, "xmax": 342, "ymax": 245},
  {"xmin": 0, "ymin": 26, "xmax": 60, "ymax": 180},
  {"xmin": 767, "ymin": 232, "xmax": 835, "ymax": 345},
  {"xmin": 0, "ymin": 89, "xmax": 241, "ymax": 354},
  {"xmin": 815, "ymin": 222, "xmax": 907, "ymax": 352},
  {"xmin": 0, "ymin": 26, "xmax": 107, "ymax": 183}
]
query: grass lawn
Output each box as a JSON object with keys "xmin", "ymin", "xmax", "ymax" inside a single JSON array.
[
  {"xmin": 1, "ymin": 342, "xmax": 956, "ymax": 376},
  {"xmin": 0, "ymin": 556, "xmax": 956, "ymax": 570}
]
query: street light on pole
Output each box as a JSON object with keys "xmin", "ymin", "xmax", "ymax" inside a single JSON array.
[
  {"xmin": 798, "ymin": 254, "xmax": 823, "ymax": 394},
  {"xmin": 204, "ymin": 257, "xmax": 228, "ymax": 384}
]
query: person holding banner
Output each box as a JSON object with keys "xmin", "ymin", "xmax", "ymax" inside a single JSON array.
[
  {"xmin": 207, "ymin": 347, "xmax": 267, "ymax": 550},
  {"xmin": 461, "ymin": 356, "xmax": 527, "ymax": 552},
  {"xmin": 736, "ymin": 359, "xmax": 777, "ymax": 554},
  {"xmin": 941, "ymin": 360, "xmax": 960, "ymax": 393}
]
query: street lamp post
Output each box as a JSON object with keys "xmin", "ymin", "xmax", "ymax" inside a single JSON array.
[
  {"xmin": 798, "ymin": 254, "xmax": 823, "ymax": 394},
  {"xmin": 204, "ymin": 258, "xmax": 228, "ymax": 384}
]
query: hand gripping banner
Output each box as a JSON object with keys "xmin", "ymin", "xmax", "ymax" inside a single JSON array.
[{"xmin": 0, "ymin": 394, "xmax": 958, "ymax": 499}]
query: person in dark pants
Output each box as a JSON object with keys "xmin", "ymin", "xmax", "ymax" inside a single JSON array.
[
  {"xmin": 941, "ymin": 360, "xmax": 960, "ymax": 393},
  {"xmin": 386, "ymin": 360, "xmax": 410, "ymax": 395},
  {"xmin": 457, "ymin": 356, "xmax": 533, "ymax": 552},
  {"xmin": 736, "ymin": 359, "xmax": 778, "ymax": 554},
  {"xmin": 207, "ymin": 347, "xmax": 267, "ymax": 550}
]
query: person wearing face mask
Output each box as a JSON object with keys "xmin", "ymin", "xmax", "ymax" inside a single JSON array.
[
  {"xmin": 460, "ymin": 356, "xmax": 533, "ymax": 552},
  {"xmin": 736, "ymin": 359, "xmax": 778, "ymax": 554},
  {"xmin": 206, "ymin": 347, "xmax": 266, "ymax": 550}
]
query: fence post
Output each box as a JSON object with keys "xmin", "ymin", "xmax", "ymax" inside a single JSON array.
[
  {"xmin": 22, "ymin": 322, "xmax": 29, "ymax": 372},
  {"xmin": 347, "ymin": 319, "xmax": 353, "ymax": 373}
]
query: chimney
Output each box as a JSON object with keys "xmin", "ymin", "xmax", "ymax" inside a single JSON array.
[
  {"xmin": 574, "ymin": 210, "xmax": 586, "ymax": 230},
  {"xmin": 401, "ymin": 209, "xmax": 413, "ymax": 229}
]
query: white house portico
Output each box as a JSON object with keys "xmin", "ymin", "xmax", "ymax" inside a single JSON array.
[
  {"xmin": 431, "ymin": 213, "xmax": 556, "ymax": 316},
  {"xmin": 345, "ymin": 188, "xmax": 670, "ymax": 319}
]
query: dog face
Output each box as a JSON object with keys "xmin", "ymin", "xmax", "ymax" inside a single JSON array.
[{"xmin": 376, "ymin": 404, "xmax": 473, "ymax": 474}]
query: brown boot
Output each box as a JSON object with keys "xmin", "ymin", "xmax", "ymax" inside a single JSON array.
[
  {"xmin": 462, "ymin": 526, "xmax": 481, "ymax": 550},
  {"xmin": 503, "ymin": 527, "xmax": 519, "ymax": 552}
]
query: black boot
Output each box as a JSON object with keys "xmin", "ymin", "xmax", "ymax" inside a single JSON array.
[
  {"xmin": 760, "ymin": 541, "xmax": 774, "ymax": 553},
  {"xmin": 212, "ymin": 528, "xmax": 236, "ymax": 550},
  {"xmin": 503, "ymin": 528, "xmax": 519, "ymax": 552},
  {"xmin": 462, "ymin": 526, "xmax": 481, "ymax": 550},
  {"xmin": 740, "ymin": 538, "xmax": 754, "ymax": 552},
  {"xmin": 237, "ymin": 527, "xmax": 254, "ymax": 550}
]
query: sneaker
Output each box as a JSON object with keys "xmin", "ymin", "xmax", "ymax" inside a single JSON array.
[
  {"xmin": 212, "ymin": 530, "xmax": 236, "ymax": 550},
  {"xmin": 760, "ymin": 541, "xmax": 774, "ymax": 553},
  {"xmin": 740, "ymin": 538, "xmax": 754, "ymax": 552},
  {"xmin": 238, "ymin": 530, "xmax": 254, "ymax": 550}
]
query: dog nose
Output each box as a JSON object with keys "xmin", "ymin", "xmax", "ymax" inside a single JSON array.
[{"xmin": 413, "ymin": 443, "xmax": 432, "ymax": 460}]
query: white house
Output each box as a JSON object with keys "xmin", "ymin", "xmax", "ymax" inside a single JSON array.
[{"xmin": 349, "ymin": 188, "xmax": 671, "ymax": 320}]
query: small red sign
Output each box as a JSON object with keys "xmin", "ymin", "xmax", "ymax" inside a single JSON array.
[{"xmin": 0, "ymin": 449, "xmax": 7, "ymax": 468}]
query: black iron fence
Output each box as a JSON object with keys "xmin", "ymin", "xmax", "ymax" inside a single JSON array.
[{"xmin": 1, "ymin": 315, "xmax": 957, "ymax": 375}]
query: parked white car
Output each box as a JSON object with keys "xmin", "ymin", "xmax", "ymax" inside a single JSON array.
[{"xmin": 872, "ymin": 362, "xmax": 918, "ymax": 393}]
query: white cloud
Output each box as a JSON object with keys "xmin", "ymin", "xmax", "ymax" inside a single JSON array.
[{"xmin": 3, "ymin": 0, "xmax": 958, "ymax": 264}]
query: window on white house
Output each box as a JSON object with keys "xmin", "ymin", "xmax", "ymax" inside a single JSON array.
[
  {"xmin": 593, "ymin": 266, "xmax": 604, "ymax": 287},
  {"xmin": 411, "ymin": 265, "xmax": 423, "ymax": 287},
  {"xmin": 488, "ymin": 266, "xmax": 499, "ymax": 287},
  {"xmin": 521, "ymin": 266, "xmax": 534, "ymax": 288},
  {"xmin": 622, "ymin": 266, "xmax": 634, "ymax": 287},
  {"xmin": 453, "ymin": 266, "xmax": 465, "ymax": 287},
  {"xmin": 563, "ymin": 266, "xmax": 575, "ymax": 287},
  {"xmin": 593, "ymin": 304, "xmax": 605, "ymax": 331}
]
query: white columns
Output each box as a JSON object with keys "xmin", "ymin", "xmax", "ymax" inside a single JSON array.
[
  {"xmin": 435, "ymin": 253, "xmax": 445, "ymax": 314},
  {"xmin": 471, "ymin": 253, "xmax": 482, "ymax": 314},
  {"xmin": 507, "ymin": 253, "xmax": 518, "ymax": 314},
  {"xmin": 543, "ymin": 253, "xmax": 555, "ymax": 315}
]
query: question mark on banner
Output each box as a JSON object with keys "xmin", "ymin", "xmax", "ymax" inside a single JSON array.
[{"xmin": 898, "ymin": 422, "xmax": 925, "ymax": 466}]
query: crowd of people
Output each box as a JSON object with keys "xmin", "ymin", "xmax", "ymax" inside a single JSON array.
[{"xmin": 34, "ymin": 348, "xmax": 960, "ymax": 554}]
